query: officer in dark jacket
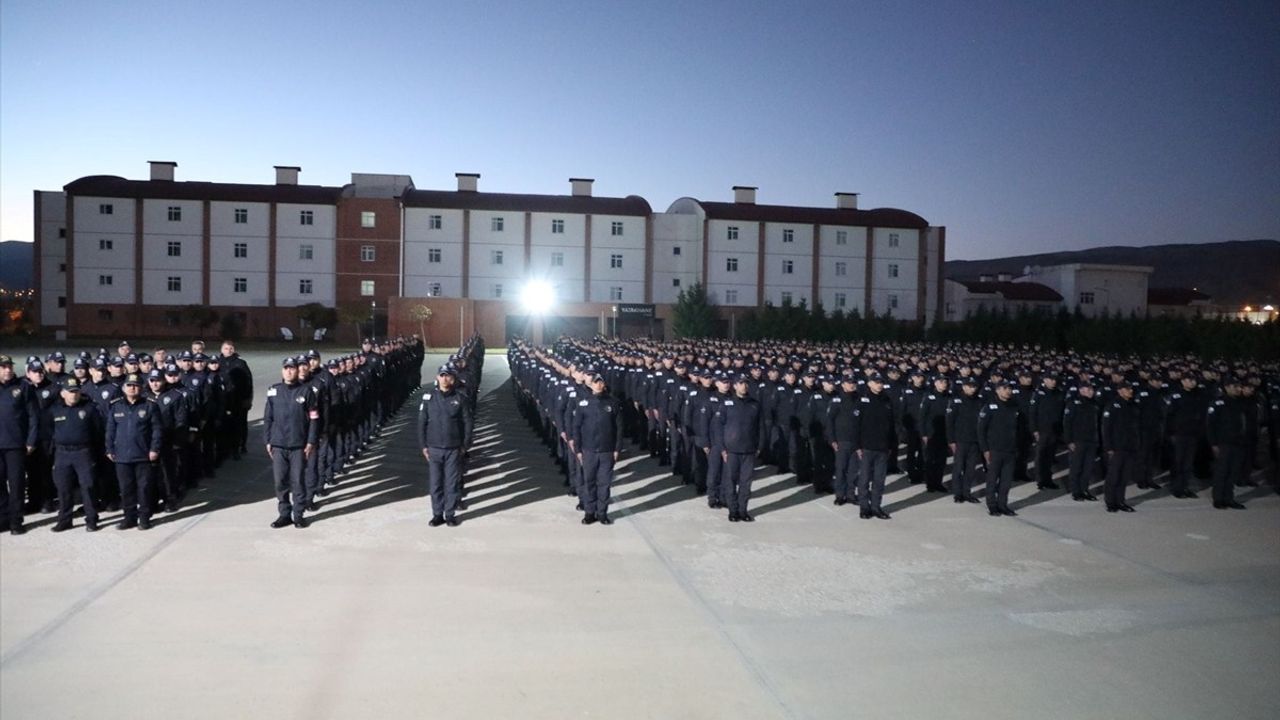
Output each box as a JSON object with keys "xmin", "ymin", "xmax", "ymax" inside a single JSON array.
[
  {"xmin": 572, "ymin": 371, "xmax": 623, "ymax": 525},
  {"xmin": 218, "ymin": 341, "xmax": 254, "ymax": 458},
  {"xmin": 1101, "ymin": 383, "xmax": 1142, "ymax": 512},
  {"xmin": 978, "ymin": 381, "xmax": 1022, "ymax": 516},
  {"xmin": 149, "ymin": 368, "xmax": 191, "ymax": 513},
  {"xmin": 826, "ymin": 375, "xmax": 860, "ymax": 506},
  {"xmin": 49, "ymin": 377, "xmax": 103, "ymax": 532},
  {"xmin": 1, "ymin": 354, "xmax": 39, "ymax": 534},
  {"xmin": 1029, "ymin": 375, "xmax": 1066, "ymax": 490},
  {"xmin": 918, "ymin": 375, "xmax": 951, "ymax": 493},
  {"xmin": 945, "ymin": 377, "xmax": 983, "ymax": 503},
  {"xmin": 1136, "ymin": 378, "xmax": 1167, "ymax": 490},
  {"xmin": 1064, "ymin": 383, "xmax": 1102, "ymax": 501},
  {"xmin": 263, "ymin": 357, "xmax": 318, "ymax": 529},
  {"xmin": 1164, "ymin": 376, "xmax": 1207, "ymax": 498},
  {"xmin": 25, "ymin": 359, "xmax": 59, "ymax": 514},
  {"xmin": 1207, "ymin": 378, "xmax": 1249, "ymax": 509},
  {"xmin": 106, "ymin": 374, "xmax": 163, "ymax": 530},
  {"xmin": 854, "ymin": 373, "xmax": 895, "ymax": 520},
  {"xmin": 712, "ymin": 375, "xmax": 762, "ymax": 522},
  {"xmin": 418, "ymin": 367, "xmax": 474, "ymax": 526}
]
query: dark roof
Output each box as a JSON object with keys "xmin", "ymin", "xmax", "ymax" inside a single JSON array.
[
  {"xmin": 956, "ymin": 280, "xmax": 1063, "ymax": 302},
  {"xmin": 1147, "ymin": 287, "xmax": 1211, "ymax": 305},
  {"xmin": 402, "ymin": 189, "xmax": 652, "ymax": 216},
  {"xmin": 695, "ymin": 201, "xmax": 929, "ymax": 229},
  {"xmin": 64, "ymin": 175, "xmax": 344, "ymax": 204}
]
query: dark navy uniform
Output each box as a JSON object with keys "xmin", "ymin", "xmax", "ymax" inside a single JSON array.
[
  {"xmin": 918, "ymin": 383, "xmax": 951, "ymax": 493},
  {"xmin": 826, "ymin": 384, "xmax": 860, "ymax": 504},
  {"xmin": 49, "ymin": 379, "xmax": 103, "ymax": 530},
  {"xmin": 1063, "ymin": 392, "xmax": 1101, "ymax": 500},
  {"xmin": 1164, "ymin": 383, "xmax": 1208, "ymax": 497},
  {"xmin": 711, "ymin": 385, "xmax": 761, "ymax": 521},
  {"xmin": 106, "ymin": 379, "xmax": 164, "ymax": 529},
  {"xmin": 1029, "ymin": 383, "xmax": 1066, "ymax": 489},
  {"xmin": 1207, "ymin": 388, "xmax": 1250, "ymax": 508},
  {"xmin": 1, "ymin": 358, "xmax": 39, "ymax": 533},
  {"xmin": 417, "ymin": 377, "xmax": 473, "ymax": 524},
  {"xmin": 854, "ymin": 384, "xmax": 895, "ymax": 518},
  {"xmin": 945, "ymin": 387, "xmax": 984, "ymax": 501},
  {"xmin": 978, "ymin": 390, "xmax": 1022, "ymax": 515},
  {"xmin": 572, "ymin": 383, "xmax": 623, "ymax": 522},
  {"xmin": 1101, "ymin": 391, "xmax": 1142, "ymax": 511},
  {"xmin": 263, "ymin": 371, "xmax": 319, "ymax": 526}
]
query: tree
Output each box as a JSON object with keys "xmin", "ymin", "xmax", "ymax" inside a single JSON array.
[
  {"xmin": 296, "ymin": 303, "xmax": 337, "ymax": 333},
  {"xmin": 338, "ymin": 302, "xmax": 371, "ymax": 343},
  {"xmin": 672, "ymin": 281, "xmax": 717, "ymax": 338},
  {"xmin": 407, "ymin": 304, "xmax": 433, "ymax": 345}
]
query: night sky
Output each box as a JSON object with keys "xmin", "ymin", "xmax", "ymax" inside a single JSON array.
[{"xmin": 2, "ymin": 0, "xmax": 1276, "ymax": 259}]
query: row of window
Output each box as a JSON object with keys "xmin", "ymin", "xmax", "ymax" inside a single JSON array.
[
  {"xmin": 720, "ymin": 227, "xmax": 900, "ymax": 246},
  {"xmin": 98, "ymin": 203, "xmax": 320, "ymax": 226},
  {"xmin": 94, "ymin": 240, "xmax": 377, "ymax": 262},
  {"xmin": 95, "ymin": 274, "xmax": 370, "ymax": 298},
  {"xmin": 423, "ymin": 215, "xmax": 628, "ymax": 236},
  {"xmin": 717, "ymin": 258, "xmax": 899, "ymax": 277}
]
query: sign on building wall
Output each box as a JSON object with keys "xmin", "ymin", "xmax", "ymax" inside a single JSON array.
[{"xmin": 615, "ymin": 303, "xmax": 655, "ymax": 318}]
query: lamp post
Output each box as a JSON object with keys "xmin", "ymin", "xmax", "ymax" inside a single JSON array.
[{"xmin": 370, "ymin": 300, "xmax": 377, "ymax": 339}]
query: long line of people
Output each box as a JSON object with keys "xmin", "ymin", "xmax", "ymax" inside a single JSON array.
[{"xmin": 510, "ymin": 336, "xmax": 1278, "ymax": 522}]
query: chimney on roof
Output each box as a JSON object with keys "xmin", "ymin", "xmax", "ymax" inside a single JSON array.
[
  {"xmin": 978, "ymin": 274, "xmax": 993, "ymax": 282},
  {"xmin": 733, "ymin": 186, "xmax": 757, "ymax": 204},
  {"xmin": 149, "ymin": 161, "xmax": 177, "ymax": 181},
  {"xmin": 456, "ymin": 173, "xmax": 480, "ymax": 192},
  {"xmin": 570, "ymin": 178, "xmax": 594, "ymax": 197},
  {"xmin": 835, "ymin": 192, "xmax": 859, "ymax": 210},
  {"xmin": 996, "ymin": 272, "xmax": 1012, "ymax": 282},
  {"xmin": 274, "ymin": 165, "xmax": 301, "ymax": 185}
]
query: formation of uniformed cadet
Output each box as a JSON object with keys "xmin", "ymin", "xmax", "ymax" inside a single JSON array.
[{"xmin": 507, "ymin": 336, "xmax": 1278, "ymax": 525}]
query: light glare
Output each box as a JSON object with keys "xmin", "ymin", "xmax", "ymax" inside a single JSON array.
[{"xmin": 521, "ymin": 280, "xmax": 555, "ymax": 315}]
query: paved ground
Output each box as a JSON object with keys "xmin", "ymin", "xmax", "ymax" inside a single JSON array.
[{"xmin": 2, "ymin": 351, "xmax": 1278, "ymax": 720}]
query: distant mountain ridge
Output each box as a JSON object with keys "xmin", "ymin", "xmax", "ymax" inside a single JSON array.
[
  {"xmin": 944, "ymin": 240, "xmax": 1279, "ymax": 306},
  {"xmin": 0, "ymin": 241, "xmax": 33, "ymax": 289}
]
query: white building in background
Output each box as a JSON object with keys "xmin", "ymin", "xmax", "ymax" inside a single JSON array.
[{"xmin": 1016, "ymin": 263, "xmax": 1153, "ymax": 318}]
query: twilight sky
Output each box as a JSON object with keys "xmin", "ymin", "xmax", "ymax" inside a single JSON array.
[{"xmin": 2, "ymin": 0, "xmax": 1277, "ymax": 260}]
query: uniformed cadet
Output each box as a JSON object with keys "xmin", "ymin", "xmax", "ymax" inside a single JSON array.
[
  {"xmin": 418, "ymin": 367, "xmax": 473, "ymax": 527},
  {"xmin": 1063, "ymin": 383, "xmax": 1101, "ymax": 501},
  {"xmin": 106, "ymin": 373, "xmax": 162, "ymax": 530},
  {"xmin": 571, "ymin": 371, "xmax": 623, "ymax": 525},
  {"xmin": 218, "ymin": 341, "xmax": 254, "ymax": 459},
  {"xmin": 48, "ymin": 377, "xmax": 102, "ymax": 532},
  {"xmin": 192, "ymin": 353, "xmax": 222, "ymax": 476},
  {"xmin": 827, "ymin": 375, "xmax": 860, "ymax": 506},
  {"xmin": 1164, "ymin": 375, "xmax": 1207, "ymax": 498},
  {"xmin": 263, "ymin": 357, "xmax": 318, "ymax": 529},
  {"xmin": 1136, "ymin": 377, "xmax": 1167, "ymax": 490},
  {"xmin": 1029, "ymin": 374, "xmax": 1066, "ymax": 490},
  {"xmin": 296, "ymin": 359, "xmax": 324, "ymax": 510},
  {"xmin": 712, "ymin": 375, "xmax": 761, "ymax": 522},
  {"xmin": 1, "ymin": 354, "xmax": 38, "ymax": 534},
  {"xmin": 25, "ymin": 358, "xmax": 59, "ymax": 514},
  {"xmin": 705, "ymin": 373, "xmax": 732, "ymax": 504},
  {"xmin": 148, "ymin": 368, "xmax": 190, "ymax": 513},
  {"xmin": 1101, "ymin": 383, "xmax": 1141, "ymax": 512},
  {"xmin": 1207, "ymin": 378, "xmax": 1249, "ymax": 509},
  {"xmin": 918, "ymin": 375, "xmax": 951, "ymax": 493},
  {"xmin": 898, "ymin": 370, "xmax": 928, "ymax": 484},
  {"xmin": 854, "ymin": 372, "xmax": 895, "ymax": 520},
  {"xmin": 945, "ymin": 377, "xmax": 984, "ymax": 503},
  {"xmin": 978, "ymin": 381, "xmax": 1022, "ymax": 517},
  {"xmin": 1012, "ymin": 370, "xmax": 1036, "ymax": 481}
]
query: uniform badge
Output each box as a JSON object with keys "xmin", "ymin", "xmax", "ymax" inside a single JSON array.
[
  {"xmin": 163, "ymin": 396, "xmax": 171, "ymax": 405},
  {"xmin": 78, "ymin": 410, "xmax": 87, "ymax": 419},
  {"xmin": 102, "ymin": 390, "xmax": 110, "ymax": 399},
  {"xmin": 10, "ymin": 388, "xmax": 18, "ymax": 398},
  {"xmin": 138, "ymin": 410, "xmax": 147, "ymax": 418},
  {"xmin": 42, "ymin": 390, "xmax": 50, "ymax": 398},
  {"xmin": 296, "ymin": 396, "xmax": 306, "ymax": 404}
]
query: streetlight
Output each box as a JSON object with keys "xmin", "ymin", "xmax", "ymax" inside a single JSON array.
[{"xmin": 370, "ymin": 300, "xmax": 377, "ymax": 339}]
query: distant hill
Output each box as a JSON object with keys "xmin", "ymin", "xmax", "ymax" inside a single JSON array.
[
  {"xmin": 944, "ymin": 240, "xmax": 1280, "ymax": 306},
  {"xmin": 0, "ymin": 241, "xmax": 33, "ymax": 289}
]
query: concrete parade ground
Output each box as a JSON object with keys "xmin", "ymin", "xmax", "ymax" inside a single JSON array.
[{"xmin": 2, "ymin": 351, "xmax": 1278, "ymax": 720}]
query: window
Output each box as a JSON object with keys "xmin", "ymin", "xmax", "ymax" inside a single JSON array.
[
  {"xmin": 233, "ymin": 277, "xmax": 247, "ymax": 293},
  {"xmin": 300, "ymin": 210, "xmax": 314, "ymax": 225},
  {"xmin": 428, "ymin": 248, "xmax": 442, "ymax": 263},
  {"xmin": 98, "ymin": 308, "xmax": 113, "ymax": 321},
  {"xmin": 610, "ymin": 286, "xmax": 623, "ymax": 301},
  {"xmin": 727, "ymin": 226, "xmax": 739, "ymax": 240},
  {"xmin": 1079, "ymin": 292, "xmax": 1095, "ymax": 305},
  {"xmin": 168, "ymin": 206, "xmax": 182, "ymax": 222},
  {"xmin": 725, "ymin": 289, "xmax": 739, "ymax": 304},
  {"xmin": 428, "ymin": 214, "xmax": 442, "ymax": 230},
  {"xmin": 98, "ymin": 274, "xmax": 113, "ymax": 286},
  {"xmin": 611, "ymin": 221, "xmax": 624, "ymax": 236},
  {"xmin": 782, "ymin": 229, "xmax": 794, "ymax": 243},
  {"xmin": 361, "ymin": 211, "xmax": 376, "ymax": 228},
  {"xmin": 835, "ymin": 261, "xmax": 847, "ymax": 277},
  {"xmin": 58, "ymin": 263, "xmax": 66, "ymax": 273},
  {"xmin": 672, "ymin": 278, "xmax": 681, "ymax": 287},
  {"xmin": 167, "ymin": 276, "xmax": 182, "ymax": 292},
  {"xmin": 491, "ymin": 216, "xmax": 504, "ymax": 232},
  {"xmin": 167, "ymin": 241, "xmax": 181, "ymax": 257},
  {"xmin": 360, "ymin": 280, "xmax": 375, "ymax": 296},
  {"xmin": 835, "ymin": 292, "xmax": 847, "ymax": 308},
  {"xmin": 726, "ymin": 257, "xmax": 739, "ymax": 272},
  {"xmin": 234, "ymin": 242, "xmax": 248, "ymax": 259},
  {"xmin": 888, "ymin": 233, "xmax": 900, "ymax": 248},
  {"xmin": 99, "ymin": 203, "xmax": 113, "ymax": 215},
  {"xmin": 58, "ymin": 228, "xmax": 66, "ymax": 238},
  {"xmin": 427, "ymin": 282, "xmax": 441, "ymax": 297},
  {"xmin": 782, "ymin": 259, "xmax": 794, "ymax": 274},
  {"xmin": 888, "ymin": 263, "xmax": 899, "ymax": 278},
  {"xmin": 610, "ymin": 253, "xmax": 623, "ymax": 269},
  {"xmin": 99, "ymin": 239, "xmax": 113, "ymax": 251},
  {"xmin": 672, "ymin": 245, "xmax": 681, "ymax": 256},
  {"xmin": 57, "ymin": 296, "xmax": 67, "ymax": 309},
  {"xmin": 492, "ymin": 283, "xmax": 503, "ymax": 299},
  {"xmin": 299, "ymin": 244, "xmax": 313, "ymax": 260},
  {"xmin": 299, "ymin": 279, "xmax": 313, "ymax": 295},
  {"xmin": 835, "ymin": 230, "xmax": 848, "ymax": 246},
  {"xmin": 234, "ymin": 208, "xmax": 248, "ymax": 224},
  {"xmin": 165, "ymin": 311, "xmax": 181, "ymax": 327},
  {"xmin": 888, "ymin": 294, "xmax": 899, "ymax": 309},
  {"xmin": 781, "ymin": 291, "xmax": 793, "ymax": 305},
  {"xmin": 550, "ymin": 252, "xmax": 564, "ymax": 267},
  {"xmin": 491, "ymin": 250, "xmax": 504, "ymax": 265},
  {"xmin": 551, "ymin": 219, "xmax": 564, "ymax": 234},
  {"xmin": 360, "ymin": 245, "xmax": 376, "ymax": 262}
]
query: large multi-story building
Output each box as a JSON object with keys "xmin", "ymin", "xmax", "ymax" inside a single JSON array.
[{"xmin": 35, "ymin": 162, "xmax": 945, "ymax": 342}]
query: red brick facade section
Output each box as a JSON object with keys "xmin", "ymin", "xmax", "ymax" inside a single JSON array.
[{"xmin": 335, "ymin": 197, "xmax": 401, "ymax": 309}]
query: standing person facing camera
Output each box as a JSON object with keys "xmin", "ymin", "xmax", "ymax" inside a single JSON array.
[
  {"xmin": 263, "ymin": 358, "xmax": 318, "ymax": 529},
  {"xmin": 572, "ymin": 370, "xmax": 623, "ymax": 525},
  {"xmin": 418, "ymin": 367, "xmax": 473, "ymax": 527}
]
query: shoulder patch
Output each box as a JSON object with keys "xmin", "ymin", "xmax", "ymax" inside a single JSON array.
[
  {"xmin": 725, "ymin": 400, "xmax": 735, "ymax": 406},
  {"xmin": 989, "ymin": 404, "xmax": 998, "ymax": 409},
  {"xmin": 267, "ymin": 388, "xmax": 277, "ymax": 397},
  {"xmin": 860, "ymin": 397, "xmax": 870, "ymax": 403},
  {"xmin": 579, "ymin": 399, "xmax": 588, "ymax": 406}
]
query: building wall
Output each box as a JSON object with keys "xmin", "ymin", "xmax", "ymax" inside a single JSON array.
[
  {"xmin": 588, "ymin": 214, "xmax": 645, "ymax": 303},
  {"xmin": 403, "ymin": 207, "xmax": 465, "ymax": 298},
  {"xmin": 276, "ymin": 202, "xmax": 337, "ymax": 307},
  {"xmin": 705, "ymin": 218, "xmax": 758, "ymax": 306},
  {"xmin": 71, "ymin": 195, "xmax": 136, "ymax": 305},
  {"xmin": 467, "ymin": 209, "xmax": 526, "ymax": 301},
  {"xmin": 649, "ymin": 211, "xmax": 702, "ymax": 304},
  {"xmin": 815, "ymin": 224, "xmax": 866, "ymax": 315},
  {"xmin": 868, "ymin": 227, "xmax": 920, "ymax": 318},
  {"xmin": 37, "ymin": 191, "xmax": 67, "ymax": 327},
  {"xmin": 530, "ymin": 211, "xmax": 587, "ymax": 302},
  {"xmin": 761, "ymin": 221, "xmax": 813, "ymax": 306},
  {"xmin": 336, "ymin": 197, "xmax": 400, "ymax": 308}
]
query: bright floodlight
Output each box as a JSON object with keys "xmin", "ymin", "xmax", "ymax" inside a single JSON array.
[{"xmin": 521, "ymin": 280, "xmax": 555, "ymax": 316}]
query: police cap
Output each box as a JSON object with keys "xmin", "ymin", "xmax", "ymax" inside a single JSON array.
[
  {"xmin": 282, "ymin": 357, "xmax": 298, "ymax": 368},
  {"xmin": 123, "ymin": 373, "xmax": 143, "ymax": 386},
  {"xmin": 61, "ymin": 377, "xmax": 81, "ymax": 391}
]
